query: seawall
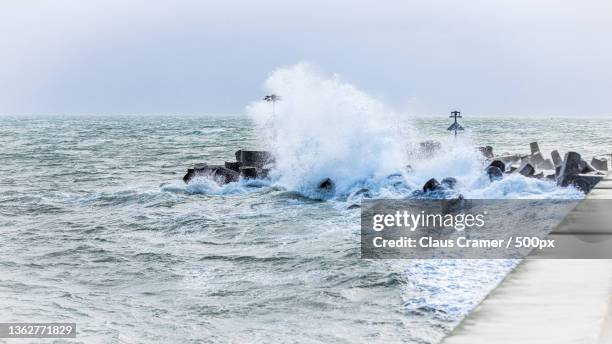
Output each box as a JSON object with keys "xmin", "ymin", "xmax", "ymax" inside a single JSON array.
[{"xmin": 442, "ymin": 172, "xmax": 612, "ymax": 344}]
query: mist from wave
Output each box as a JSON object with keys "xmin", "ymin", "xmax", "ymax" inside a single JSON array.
[{"xmin": 243, "ymin": 63, "xmax": 584, "ymax": 201}]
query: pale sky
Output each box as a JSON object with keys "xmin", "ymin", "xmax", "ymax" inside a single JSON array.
[{"xmin": 1, "ymin": 0, "xmax": 611, "ymax": 116}]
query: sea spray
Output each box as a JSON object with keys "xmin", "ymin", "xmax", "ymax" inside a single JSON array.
[
  {"xmin": 404, "ymin": 136, "xmax": 485, "ymax": 191},
  {"xmin": 246, "ymin": 63, "xmax": 586, "ymax": 201},
  {"xmin": 247, "ymin": 63, "xmax": 412, "ymax": 199}
]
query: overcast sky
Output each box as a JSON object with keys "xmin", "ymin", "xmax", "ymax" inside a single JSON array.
[{"xmin": 1, "ymin": 0, "xmax": 611, "ymax": 116}]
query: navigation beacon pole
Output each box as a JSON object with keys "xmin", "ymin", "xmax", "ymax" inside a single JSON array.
[
  {"xmin": 447, "ymin": 110, "xmax": 464, "ymax": 138},
  {"xmin": 263, "ymin": 94, "xmax": 281, "ymax": 144}
]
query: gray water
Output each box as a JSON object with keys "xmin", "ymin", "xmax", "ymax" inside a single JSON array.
[{"xmin": 0, "ymin": 116, "xmax": 610, "ymax": 343}]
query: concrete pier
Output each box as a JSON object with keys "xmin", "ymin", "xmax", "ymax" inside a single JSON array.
[{"xmin": 442, "ymin": 173, "xmax": 612, "ymax": 344}]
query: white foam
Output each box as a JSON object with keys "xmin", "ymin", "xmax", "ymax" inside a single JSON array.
[
  {"xmin": 245, "ymin": 63, "xmax": 584, "ymax": 201},
  {"xmin": 247, "ymin": 63, "xmax": 410, "ymax": 199}
]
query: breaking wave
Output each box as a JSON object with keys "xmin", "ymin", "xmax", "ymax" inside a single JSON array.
[{"xmin": 244, "ymin": 63, "xmax": 583, "ymax": 201}]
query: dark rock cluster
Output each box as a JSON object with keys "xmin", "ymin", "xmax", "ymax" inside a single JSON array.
[
  {"xmin": 418, "ymin": 140, "xmax": 608, "ymax": 195},
  {"xmin": 183, "ymin": 141, "xmax": 608, "ymax": 197},
  {"xmin": 183, "ymin": 150, "xmax": 274, "ymax": 184},
  {"xmin": 474, "ymin": 141, "xmax": 608, "ymax": 193}
]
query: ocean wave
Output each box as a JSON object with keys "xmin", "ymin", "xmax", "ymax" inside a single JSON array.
[
  {"xmin": 162, "ymin": 176, "xmax": 273, "ymax": 196},
  {"xmin": 245, "ymin": 63, "xmax": 584, "ymax": 202}
]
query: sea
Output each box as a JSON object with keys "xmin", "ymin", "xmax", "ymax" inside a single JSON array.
[{"xmin": 1, "ymin": 113, "xmax": 610, "ymax": 344}]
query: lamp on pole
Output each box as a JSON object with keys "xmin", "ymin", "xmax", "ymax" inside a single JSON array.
[{"xmin": 263, "ymin": 94, "xmax": 281, "ymax": 143}]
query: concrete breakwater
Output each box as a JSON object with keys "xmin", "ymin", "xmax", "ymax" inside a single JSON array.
[
  {"xmin": 182, "ymin": 150, "xmax": 273, "ymax": 184},
  {"xmin": 477, "ymin": 141, "xmax": 608, "ymax": 193},
  {"xmin": 182, "ymin": 141, "xmax": 609, "ymax": 195},
  {"xmin": 414, "ymin": 140, "xmax": 607, "ymax": 195}
]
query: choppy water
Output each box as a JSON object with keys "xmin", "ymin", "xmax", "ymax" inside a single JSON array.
[{"xmin": 0, "ymin": 115, "xmax": 610, "ymax": 344}]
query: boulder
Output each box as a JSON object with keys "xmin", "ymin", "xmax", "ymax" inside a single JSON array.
[
  {"xmin": 533, "ymin": 172, "xmax": 544, "ymax": 179},
  {"xmin": 591, "ymin": 157, "xmax": 608, "ymax": 171},
  {"xmin": 569, "ymin": 174, "xmax": 604, "ymax": 193},
  {"xmin": 423, "ymin": 178, "xmax": 441, "ymax": 192},
  {"xmin": 486, "ymin": 166, "xmax": 504, "ymax": 181},
  {"xmin": 183, "ymin": 164, "xmax": 240, "ymax": 184},
  {"xmin": 530, "ymin": 142, "xmax": 540, "ymax": 154},
  {"xmin": 441, "ymin": 177, "xmax": 458, "ymax": 189},
  {"xmin": 488, "ymin": 160, "xmax": 506, "ymax": 172},
  {"xmin": 517, "ymin": 163, "xmax": 535, "ymax": 177},
  {"xmin": 213, "ymin": 166, "xmax": 240, "ymax": 184},
  {"xmin": 183, "ymin": 169, "xmax": 195, "ymax": 183},
  {"xmin": 557, "ymin": 152, "xmax": 582, "ymax": 187},
  {"xmin": 319, "ymin": 178, "xmax": 335, "ymax": 190},
  {"xmin": 224, "ymin": 161, "xmax": 242, "ymax": 172},
  {"xmin": 239, "ymin": 166, "xmax": 258, "ymax": 179},
  {"xmin": 258, "ymin": 168, "xmax": 271, "ymax": 179},
  {"xmin": 479, "ymin": 146, "xmax": 494, "ymax": 158},
  {"xmin": 551, "ymin": 150, "xmax": 563, "ymax": 167},
  {"xmin": 236, "ymin": 150, "xmax": 273, "ymax": 168},
  {"xmin": 579, "ymin": 159, "xmax": 596, "ymax": 174}
]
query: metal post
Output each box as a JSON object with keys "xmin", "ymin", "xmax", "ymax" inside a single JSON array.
[
  {"xmin": 447, "ymin": 110, "xmax": 464, "ymax": 137},
  {"xmin": 264, "ymin": 94, "xmax": 281, "ymax": 144}
]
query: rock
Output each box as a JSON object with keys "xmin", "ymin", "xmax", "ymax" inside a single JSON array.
[
  {"xmin": 541, "ymin": 158, "xmax": 555, "ymax": 170},
  {"xmin": 591, "ymin": 157, "xmax": 608, "ymax": 171},
  {"xmin": 236, "ymin": 150, "xmax": 273, "ymax": 168},
  {"xmin": 423, "ymin": 178, "xmax": 441, "ymax": 192},
  {"xmin": 214, "ymin": 166, "xmax": 240, "ymax": 184},
  {"xmin": 441, "ymin": 177, "xmax": 458, "ymax": 189},
  {"xmin": 569, "ymin": 174, "xmax": 604, "ymax": 193},
  {"xmin": 517, "ymin": 163, "xmax": 535, "ymax": 177},
  {"xmin": 533, "ymin": 172, "xmax": 544, "ymax": 179},
  {"xmin": 551, "ymin": 150, "xmax": 562, "ymax": 167},
  {"xmin": 557, "ymin": 152, "xmax": 582, "ymax": 187},
  {"xmin": 347, "ymin": 204, "xmax": 361, "ymax": 209},
  {"xmin": 545, "ymin": 173, "xmax": 556, "ymax": 180},
  {"xmin": 479, "ymin": 146, "xmax": 494, "ymax": 158},
  {"xmin": 579, "ymin": 159, "xmax": 596, "ymax": 174},
  {"xmin": 239, "ymin": 166, "xmax": 258, "ymax": 179},
  {"xmin": 508, "ymin": 165, "xmax": 518, "ymax": 173},
  {"xmin": 530, "ymin": 141, "xmax": 540, "ymax": 154},
  {"xmin": 496, "ymin": 154, "xmax": 524, "ymax": 165},
  {"xmin": 488, "ymin": 160, "xmax": 506, "ymax": 172},
  {"xmin": 529, "ymin": 151, "xmax": 544, "ymax": 166},
  {"xmin": 183, "ymin": 164, "xmax": 240, "ymax": 184},
  {"xmin": 319, "ymin": 178, "xmax": 334, "ymax": 190},
  {"xmin": 419, "ymin": 140, "xmax": 442, "ymax": 156},
  {"xmin": 486, "ymin": 166, "xmax": 504, "ymax": 181},
  {"xmin": 224, "ymin": 161, "xmax": 241, "ymax": 172},
  {"xmin": 528, "ymin": 152, "xmax": 554, "ymax": 170},
  {"xmin": 258, "ymin": 168, "xmax": 271, "ymax": 179},
  {"xmin": 183, "ymin": 169, "xmax": 195, "ymax": 183}
]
